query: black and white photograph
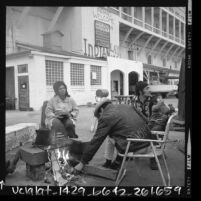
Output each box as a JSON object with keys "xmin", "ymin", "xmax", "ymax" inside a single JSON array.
[{"xmin": 2, "ymin": 1, "xmax": 191, "ymax": 197}]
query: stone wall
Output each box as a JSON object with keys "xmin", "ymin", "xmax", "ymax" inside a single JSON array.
[{"xmin": 6, "ymin": 123, "xmax": 39, "ymax": 152}]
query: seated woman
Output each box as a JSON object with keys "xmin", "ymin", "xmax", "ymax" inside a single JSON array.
[{"xmin": 45, "ymin": 81, "xmax": 79, "ymax": 141}]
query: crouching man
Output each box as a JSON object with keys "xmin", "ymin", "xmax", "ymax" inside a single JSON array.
[{"xmin": 72, "ymin": 99, "xmax": 153, "ymax": 173}]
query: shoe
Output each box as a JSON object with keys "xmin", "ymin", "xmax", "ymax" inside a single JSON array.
[
  {"xmin": 72, "ymin": 133, "xmax": 78, "ymax": 138},
  {"xmin": 6, "ymin": 160, "xmax": 15, "ymax": 175},
  {"xmin": 102, "ymin": 160, "xmax": 112, "ymax": 168},
  {"xmin": 109, "ymin": 161, "xmax": 121, "ymax": 170},
  {"xmin": 150, "ymin": 158, "xmax": 158, "ymax": 170}
]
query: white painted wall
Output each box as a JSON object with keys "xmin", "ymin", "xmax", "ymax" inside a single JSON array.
[
  {"xmin": 81, "ymin": 7, "xmax": 120, "ymax": 55},
  {"xmin": 29, "ymin": 55, "xmax": 47, "ymax": 110},
  {"xmin": 68, "ymin": 57, "xmax": 108, "ymax": 105},
  {"xmin": 6, "ymin": 55, "xmax": 35, "ymax": 110}
]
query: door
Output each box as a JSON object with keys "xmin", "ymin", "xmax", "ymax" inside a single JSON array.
[
  {"xmin": 6, "ymin": 67, "xmax": 15, "ymax": 110},
  {"xmin": 18, "ymin": 75, "xmax": 30, "ymax": 110},
  {"xmin": 111, "ymin": 80, "xmax": 119, "ymax": 98}
]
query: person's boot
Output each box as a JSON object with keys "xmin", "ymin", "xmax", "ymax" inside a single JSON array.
[
  {"xmin": 72, "ymin": 133, "xmax": 78, "ymax": 138},
  {"xmin": 102, "ymin": 159, "xmax": 112, "ymax": 168},
  {"xmin": 150, "ymin": 158, "xmax": 158, "ymax": 170},
  {"xmin": 6, "ymin": 160, "xmax": 16, "ymax": 175},
  {"xmin": 110, "ymin": 155, "xmax": 123, "ymax": 170}
]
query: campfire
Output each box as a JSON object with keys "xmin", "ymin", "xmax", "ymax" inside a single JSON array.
[
  {"xmin": 44, "ymin": 137, "xmax": 87, "ymax": 186},
  {"xmin": 55, "ymin": 148, "xmax": 74, "ymax": 180}
]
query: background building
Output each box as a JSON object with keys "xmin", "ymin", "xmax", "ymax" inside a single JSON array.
[{"xmin": 6, "ymin": 7, "xmax": 185, "ymax": 110}]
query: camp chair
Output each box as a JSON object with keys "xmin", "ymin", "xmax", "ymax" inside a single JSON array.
[{"xmin": 115, "ymin": 113, "xmax": 177, "ymax": 186}]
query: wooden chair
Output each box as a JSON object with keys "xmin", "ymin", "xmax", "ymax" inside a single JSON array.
[{"xmin": 115, "ymin": 113, "xmax": 177, "ymax": 186}]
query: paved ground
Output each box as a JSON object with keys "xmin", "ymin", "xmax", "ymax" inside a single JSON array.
[{"xmin": 5, "ymin": 97, "xmax": 185, "ymax": 186}]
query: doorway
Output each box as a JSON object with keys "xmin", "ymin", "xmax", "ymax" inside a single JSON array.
[
  {"xmin": 18, "ymin": 75, "xmax": 30, "ymax": 111},
  {"xmin": 111, "ymin": 70, "xmax": 124, "ymax": 98},
  {"xmin": 129, "ymin": 71, "xmax": 139, "ymax": 95},
  {"xmin": 6, "ymin": 67, "xmax": 16, "ymax": 110}
]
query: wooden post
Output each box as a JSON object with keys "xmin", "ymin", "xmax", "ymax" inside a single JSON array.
[{"xmin": 83, "ymin": 164, "xmax": 118, "ymax": 181}]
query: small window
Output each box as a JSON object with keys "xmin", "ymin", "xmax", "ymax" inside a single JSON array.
[
  {"xmin": 45, "ymin": 60, "xmax": 63, "ymax": 86},
  {"xmin": 18, "ymin": 64, "xmax": 28, "ymax": 73},
  {"xmin": 147, "ymin": 55, "xmax": 152, "ymax": 64},
  {"xmin": 128, "ymin": 50, "xmax": 134, "ymax": 60},
  {"xmin": 70, "ymin": 63, "xmax": 84, "ymax": 86},
  {"xmin": 91, "ymin": 65, "xmax": 101, "ymax": 85}
]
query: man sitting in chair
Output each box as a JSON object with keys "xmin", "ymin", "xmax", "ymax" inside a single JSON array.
[{"xmin": 71, "ymin": 99, "xmax": 153, "ymax": 174}]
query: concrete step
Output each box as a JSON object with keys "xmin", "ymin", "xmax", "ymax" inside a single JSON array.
[{"xmin": 6, "ymin": 123, "xmax": 39, "ymax": 152}]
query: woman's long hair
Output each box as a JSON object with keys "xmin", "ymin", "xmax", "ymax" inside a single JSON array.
[{"xmin": 53, "ymin": 81, "xmax": 70, "ymax": 97}]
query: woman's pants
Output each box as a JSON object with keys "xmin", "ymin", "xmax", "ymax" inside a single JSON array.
[{"xmin": 51, "ymin": 118, "xmax": 77, "ymax": 140}]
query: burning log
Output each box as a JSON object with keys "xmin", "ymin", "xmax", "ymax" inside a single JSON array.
[
  {"xmin": 49, "ymin": 149, "xmax": 70, "ymax": 186},
  {"xmin": 43, "ymin": 136, "xmax": 89, "ymax": 186},
  {"xmin": 48, "ymin": 140, "xmax": 82, "ymax": 186}
]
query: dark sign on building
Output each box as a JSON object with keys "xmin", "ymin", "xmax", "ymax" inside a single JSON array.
[{"xmin": 94, "ymin": 20, "xmax": 110, "ymax": 48}]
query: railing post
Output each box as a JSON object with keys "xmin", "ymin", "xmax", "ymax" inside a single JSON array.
[
  {"xmin": 131, "ymin": 7, "xmax": 134, "ymax": 23},
  {"xmin": 160, "ymin": 8, "xmax": 162, "ymax": 35},
  {"xmin": 151, "ymin": 7, "xmax": 154, "ymax": 32},
  {"xmin": 173, "ymin": 16, "xmax": 175, "ymax": 41},
  {"xmin": 142, "ymin": 7, "xmax": 145, "ymax": 28},
  {"xmin": 166, "ymin": 12, "xmax": 169, "ymax": 38}
]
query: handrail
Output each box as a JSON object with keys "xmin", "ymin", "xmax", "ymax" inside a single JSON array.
[{"xmin": 118, "ymin": 10, "xmax": 184, "ymax": 46}]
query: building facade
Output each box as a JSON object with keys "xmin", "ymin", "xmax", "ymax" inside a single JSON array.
[{"xmin": 6, "ymin": 7, "xmax": 185, "ymax": 110}]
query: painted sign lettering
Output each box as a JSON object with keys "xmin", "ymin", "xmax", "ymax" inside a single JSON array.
[{"xmin": 83, "ymin": 38, "xmax": 119, "ymax": 58}]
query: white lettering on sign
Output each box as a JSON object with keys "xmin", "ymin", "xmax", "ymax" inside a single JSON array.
[
  {"xmin": 93, "ymin": 7, "xmax": 114, "ymax": 31},
  {"xmin": 95, "ymin": 21, "xmax": 110, "ymax": 32}
]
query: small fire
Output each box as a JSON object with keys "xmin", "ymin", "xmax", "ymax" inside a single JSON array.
[{"xmin": 56, "ymin": 148, "xmax": 70, "ymax": 167}]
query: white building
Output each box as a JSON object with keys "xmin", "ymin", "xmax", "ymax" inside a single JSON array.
[{"xmin": 6, "ymin": 7, "xmax": 185, "ymax": 110}]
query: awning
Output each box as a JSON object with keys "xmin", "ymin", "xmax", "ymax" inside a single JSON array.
[
  {"xmin": 143, "ymin": 63, "xmax": 169, "ymax": 73},
  {"xmin": 143, "ymin": 63, "xmax": 180, "ymax": 75},
  {"xmin": 164, "ymin": 76, "xmax": 179, "ymax": 79}
]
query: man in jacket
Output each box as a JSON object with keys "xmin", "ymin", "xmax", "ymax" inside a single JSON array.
[{"xmin": 72, "ymin": 99, "xmax": 152, "ymax": 173}]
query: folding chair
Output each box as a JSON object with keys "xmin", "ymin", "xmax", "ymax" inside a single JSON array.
[{"xmin": 115, "ymin": 113, "xmax": 177, "ymax": 186}]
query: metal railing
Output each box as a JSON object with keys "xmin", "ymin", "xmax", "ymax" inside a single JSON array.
[
  {"xmin": 109, "ymin": 7, "xmax": 120, "ymax": 16},
  {"xmin": 181, "ymin": 40, "xmax": 185, "ymax": 45},
  {"xmin": 175, "ymin": 37, "xmax": 180, "ymax": 43},
  {"xmin": 162, "ymin": 31, "xmax": 168, "ymax": 38},
  {"xmin": 134, "ymin": 18, "xmax": 143, "ymax": 27},
  {"xmin": 169, "ymin": 34, "xmax": 174, "ymax": 40},
  {"xmin": 121, "ymin": 11, "xmax": 132, "ymax": 23},
  {"xmin": 144, "ymin": 23, "xmax": 152, "ymax": 31},
  {"xmin": 114, "ymin": 8, "xmax": 185, "ymax": 46},
  {"xmin": 153, "ymin": 27, "xmax": 161, "ymax": 34}
]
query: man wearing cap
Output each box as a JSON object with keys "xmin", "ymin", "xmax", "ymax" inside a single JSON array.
[
  {"xmin": 133, "ymin": 81, "xmax": 152, "ymax": 119},
  {"xmin": 72, "ymin": 99, "xmax": 153, "ymax": 173}
]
